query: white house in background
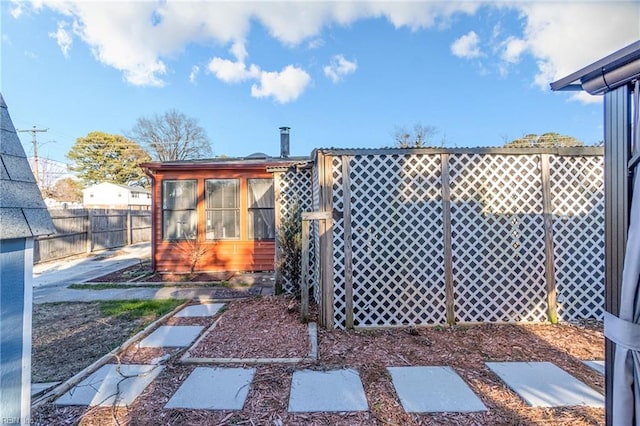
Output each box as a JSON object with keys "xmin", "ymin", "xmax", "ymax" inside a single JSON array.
[{"xmin": 83, "ymin": 182, "xmax": 151, "ymax": 210}]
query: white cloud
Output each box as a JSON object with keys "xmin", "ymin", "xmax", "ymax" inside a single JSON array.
[
  {"xmin": 208, "ymin": 42, "xmax": 309, "ymax": 103},
  {"xmin": 324, "ymin": 55, "xmax": 357, "ymax": 83},
  {"xmin": 49, "ymin": 21, "xmax": 72, "ymax": 57},
  {"xmin": 251, "ymin": 66, "xmax": 311, "ymax": 104},
  {"xmin": 208, "ymin": 57, "xmax": 261, "ymax": 83},
  {"xmin": 13, "ymin": 2, "xmax": 479, "ymax": 88},
  {"xmin": 508, "ymin": 2, "xmax": 639, "ymax": 100},
  {"xmin": 451, "ymin": 31, "xmax": 482, "ymax": 59},
  {"xmin": 501, "ymin": 36, "xmax": 527, "ymax": 64},
  {"xmin": 12, "ymin": 1, "xmax": 638, "ymax": 104},
  {"xmin": 9, "ymin": 0, "xmax": 24, "ymax": 18},
  {"xmin": 307, "ymin": 38, "xmax": 325, "ymax": 50},
  {"xmin": 207, "ymin": 41, "xmax": 261, "ymax": 83},
  {"xmin": 189, "ymin": 65, "xmax": 200, "ymax": 84}
]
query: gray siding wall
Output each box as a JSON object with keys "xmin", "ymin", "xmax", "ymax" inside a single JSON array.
[{"xmin": 0, "ymin": 238, "xmax": 30, "ymax": 425}]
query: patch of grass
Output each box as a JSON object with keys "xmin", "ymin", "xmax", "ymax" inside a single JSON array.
[
  {"xmin": 69, "ymin": 282, "xmax": 224, "ymax": 290},
  {"xmin": 68, "ymin": 283, "xmax": 124, "ymax": 290},
  {"xmin": 98, "ymin": 299, "xmax": 186, "ymax": 321}
]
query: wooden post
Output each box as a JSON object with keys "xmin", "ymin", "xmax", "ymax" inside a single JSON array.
[
  {"xmin": 540, "ymin": 154, "xmax": 558, "ymax": 324},
  {"xmin": 126, "ymin": 209, "xmax": 132, "ymax": 246},
  {"xmin": 341, "ymin": 156, "xmax": 354, "ymax": 329},
  {"xmin": 86, "ymin": 209, "xmax": 93, "ymax": 254},
  {"xmin": 440, "ymin": 153, "xmax": 456, "ymax": 325},
  {"xmin": 302, "ymin": 211, "xmax": 332, "ymax": 326},
  {"xmin": 300, "ymin": 218, "xmax": 310, "ymax": 321}
]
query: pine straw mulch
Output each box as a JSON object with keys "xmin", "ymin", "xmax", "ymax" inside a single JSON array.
[{"xmin": 32, "ymin": 296, "xmax": 605, "ymax": 426}]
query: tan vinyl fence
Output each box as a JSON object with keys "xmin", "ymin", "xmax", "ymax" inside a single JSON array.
[{"xmin": 34, "ymin": 208, "xmax": 151, "ymax": 264}]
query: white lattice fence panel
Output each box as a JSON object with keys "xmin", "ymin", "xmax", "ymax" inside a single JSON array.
[
  {"xmin": 331, "ymin": 156, "xmax": 347, "ymax": 328},
  {"xmin": 343, "ymin": 154, "xmax": 447, "ymax": 327},
  {"xmin": 449, "ymin": 154, "xmax": 548, "ymax": 323},
  {"xmin": 276, "ymin": 168, "xmax": 314, "ymax": 295},
  {"xmin": 550, "ymin": 155, "xmax": 604, "ymax": 320}
]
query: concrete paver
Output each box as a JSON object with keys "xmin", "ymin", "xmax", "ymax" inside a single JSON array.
[
  {"xmin": 388, "ymin": 366, "xmax": 487, "ymax": 413},
  {"xmin": 486, "ymin": 361, "xmax": 604, "ymax": 408},
  {"xmin": 137, "ymin": 325, "xmax": 203, "ymax": 348},
  {"xmin": 175, "ymin": 303, "xmax": 225, "ymax": 317},
  {"xmin": 55, "ymin": 364, "xmax": 163, "ymax": 406},
  {"xmin": 32, "ymin": 382, "xmax": 60, "ymax": 397},
  {"xmin": 165, "ymin": 367, "xmax": 255, "ymax": 410},
  {"xmin": 32, "ymin": 243, "xmax": 150, "ymax": 288},
  {"xmin": 583, "ymin": 360, "xmax": 605, "ymax": 375},
  {"xmin": 288, "ymin": 369, "xmax": 368, "ymax": 413}
]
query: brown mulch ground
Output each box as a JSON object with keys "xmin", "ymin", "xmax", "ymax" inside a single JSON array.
[
  {"xmin": 32, "ymin": 296, "xmax": 605, "ymax": 426},
  {"xmin": 188, "ymin": 297, "xmax": 311, "ymax": 359},
  {"xmin": 89, "ymin": 264, "xmax": 234, "ymax": 284}
]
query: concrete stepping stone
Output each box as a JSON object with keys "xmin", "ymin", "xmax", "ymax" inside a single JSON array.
[
  {"xmin": 288, "ymin": 369, "xmax": 368, "ymax": 412},
  {"xmin": 486, "ymin": 361, "xmax": 604, "ymax": 408},
  {"xmin": 175, "ymin": 303, "xmax": 225, "ymax": 317},
  {"xmin": 32, "ymin": 381, "xmax": 60, "ymax": 397},
  {"xmin": 165, "ymin": 367, "xmax": 255, "ymax": 410},
  {"xmin": 137, "ymin": 325, "xmax": 203, "ymax": 348},
  {"xmin": 388, "ymin": 366, "xmax": 487, "ymax": 413},
  {"xmin": 55, "ymin": 364, "xmax": 163, "ymax": 406},
  {"xmin": 583, "ymin": 360, "xmax": 605, "ymax": 375}
]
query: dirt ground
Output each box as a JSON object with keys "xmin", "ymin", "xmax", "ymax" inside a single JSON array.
[
  {"xmin": 32, "ymin": 303, "xmax": 153, "ymax": 382},
  {"xmin": 31, "ymin": 296, "xmax": 605, "ymax": 426}
]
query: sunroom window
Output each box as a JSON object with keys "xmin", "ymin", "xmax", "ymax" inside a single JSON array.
[
  {"xmin": 206, "ymin": 179, "xmax": 240, "ymax": 240},
  {"xmin": 162, "ymin": 180, "xmax": 197, "ymax": 240},
  {"xmin": 248, "ymin": 178, "xmax": 275, "ymax": 240}
]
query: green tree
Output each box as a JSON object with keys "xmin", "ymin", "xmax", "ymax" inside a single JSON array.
[
  {"xmin": 67, "ymin": 132, "xmax": 151, "ymax": 187},
  {"xmin": 504, "ymin": 132, "xmax": 584, "ymax": 148},
  {"xmin": 130, "ymin": 109, "xmax": 213, "ymax": 161}
]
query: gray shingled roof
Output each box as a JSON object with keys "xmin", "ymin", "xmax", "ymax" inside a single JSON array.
[{"xmin": 0, "ymin": 93, "xmax": 55, "ymax": 240}]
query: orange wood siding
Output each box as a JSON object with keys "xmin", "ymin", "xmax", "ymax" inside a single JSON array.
[{"xmin": 151, "ymin": 167, "xmax": 276, "ymax": 273}]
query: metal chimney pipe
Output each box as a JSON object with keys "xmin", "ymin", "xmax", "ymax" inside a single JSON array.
[{"xmin": 279, "ymin": 126, "xmax": 290, "ymax": 158}]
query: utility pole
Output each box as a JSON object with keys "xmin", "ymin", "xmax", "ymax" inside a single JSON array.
[{"xmin": 17, "ymin": 126, "xmax": 48, "ymax": 186}]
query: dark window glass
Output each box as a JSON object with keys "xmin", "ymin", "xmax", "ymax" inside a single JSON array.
[
  {"xmin": 162, "ymin": 180, "xmax": 197, "ymax": 240},
  {"xmin": 248, "ymin": 178, "xmax": 275, "ymax": 240},
  {"xmin": 205, "ymin": 179, "xmax": 240, "ymax": 239}
]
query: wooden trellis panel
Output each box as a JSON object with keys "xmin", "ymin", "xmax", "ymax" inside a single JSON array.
[
  {"xmin": 312, "ymin": 149, "xmax": 604, "ymax": 329},
  {"xmin": 550, "ymin": 155, "xmax": 605, "ymax": 320},
  {"xmin": 275, "ymin": 167, "xmax": 314, "ymax": 295},
  {"xmin": 331, "ymin": 156, "xmax": 347, "ymax": 328},
  {"xmin": 332, "ymin": 154, "xmax": 447, "ymax": 328},
  {"xmin": 447, "ymin": 154, "xmax": 548, "ymax": 323}
]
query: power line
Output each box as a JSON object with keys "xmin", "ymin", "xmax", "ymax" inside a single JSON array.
[{"xmin": 17, "ymin": 126, "xmax": 48, "ymax": 185}]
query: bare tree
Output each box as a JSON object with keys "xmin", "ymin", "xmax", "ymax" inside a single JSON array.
[
  {"xmin": 393, "ymin": 123, "xmax": 442, "ymax": 148},
  {"xmin": 130, "ymin": 109, "xmax": 213, "ymax": 161}
]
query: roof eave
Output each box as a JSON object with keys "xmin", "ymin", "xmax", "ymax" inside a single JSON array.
[{"xmin": 551, "ymin": 40, "xmax": 640, "ymax": 94}]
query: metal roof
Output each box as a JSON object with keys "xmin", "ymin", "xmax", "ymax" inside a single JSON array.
[
  {"xmin": 0, "ymin": 93, "xmax": 55, "ymax": 240},
  {"xmin": 551, "ymin": 40, "xmax": 640, "ymax": 94},
  {"xmin": 141, "ymin": 155, "xmax": 311, "ymax": 171}
]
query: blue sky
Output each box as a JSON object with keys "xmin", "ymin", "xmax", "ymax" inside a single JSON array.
[{"xmin": 2, "ymin": 1, "xmax": 639, "ymax": 164}]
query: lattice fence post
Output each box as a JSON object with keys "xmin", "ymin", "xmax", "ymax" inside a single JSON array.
[
  {"xmin": 540, "ymin": 154, "xmax": 558, "ymax": 323},
  {"xmin": 300, "ymin": 216, "xmax": 310, "ymax": 321},
  {"xmin": 441, "ymin": 153, "xmax": 456, "ymax": 325},
  {"xmin": 302, "ymin": 211, "xmax": 333, "ymax": 324}
]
